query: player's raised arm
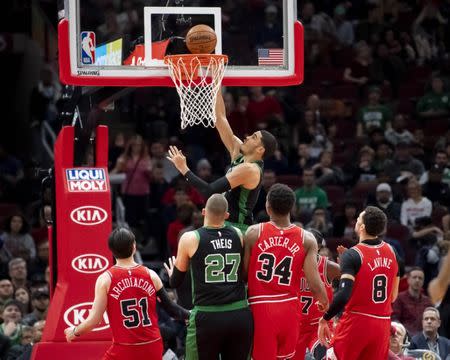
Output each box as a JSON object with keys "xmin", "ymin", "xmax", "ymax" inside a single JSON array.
[
  {"xmin": 242, "ymin": 224, "xmax": 259, "ymax": 281},
  {"xmin": 64, "ymin": 272, "xmax": 110, "ymax": 341},
  {"xmin": 167, "ymin": 146, "xmax": 260, "ymax": 194},
  {"xmin": 428, "ymin": 249, "xmax": 450, "ymax": 304},
  {"xmin": 164, "ymin": 230, "xmax": 196, "ymax": 288},
  {"xmin": 302, "ymin": 231, "xmax": 329, "ymax": 310},
  {"xmin": 215, "ymin": 89, "xmax": 243, "ymax": 160}
]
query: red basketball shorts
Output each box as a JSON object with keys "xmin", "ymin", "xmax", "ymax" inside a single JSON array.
[
  {"xmin": 293, "ymin": 319, "xmax": 332, "ymax": 360},
  {"xmin": 103, "ymin": 339, "xmax": 163, "ymax": 360},
  {"xmin": 251, "ymin": 300, "xmax": 301, "ymax": 359},
  {"xmin": 327, "ymin": 312, "xmax": 390, "ymax": 360}
]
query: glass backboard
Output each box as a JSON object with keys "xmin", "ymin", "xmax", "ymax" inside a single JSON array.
[{"xmin": 59, "ymin": 0, "xmax": 303, "ymax": 87}]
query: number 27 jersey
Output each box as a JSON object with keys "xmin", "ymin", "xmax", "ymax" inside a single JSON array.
[{"xmin": 248, "ymin": 222, "xmax": 306, "ymax": 305}]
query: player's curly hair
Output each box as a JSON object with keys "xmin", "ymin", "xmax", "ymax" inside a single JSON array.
[
  {"xmin": 260, "ymin": 130, "xmax": 277, "ymax": 159},
  {"xmin": 362, "ymin": 206, "xmax": 387, "ymax": 237},
  {"xmin": 108, "ymin": 227, "xmax": 135, "ymax": 259},
  {"xmin": 267, "ymin": 183, "xmax": 295, "ymax": 216}
]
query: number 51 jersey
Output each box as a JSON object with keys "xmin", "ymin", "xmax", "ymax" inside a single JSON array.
[
  {"xmin": 248, "ymin": 222, "xmax": 306, "ymax": 305},
  {"xmin": 106, "ymin": 265, "xmax": 161, "ymax": 344}
]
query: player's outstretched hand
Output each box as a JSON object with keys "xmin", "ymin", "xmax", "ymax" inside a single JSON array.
[
  {"xmin": 64, "ymin": 327, "xmax": 77, "ymax": 342},
  {"xmin": 318, "ymin": 318, "xmax": 332, "ymax": 348},
  {"xmin": 164, "ymin": 256, "xmax": 177, "ymax": 278},
  {"xmin": 167, "ymin": 146, "xmax": 189, "ymax": 175}
]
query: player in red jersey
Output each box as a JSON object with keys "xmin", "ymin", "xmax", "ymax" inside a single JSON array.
[
  {"xmin": 244, "ymin": 183, "xmax": 329, "ymax": 360},
  {"xmin": 294, "ymin": 229, "xmax": 340, "ymax": 360},
  {"xmin": 64, "ymin": 228, "xmax": 189, "ymax": 359},
  {"xmin": 318, "ymin": 206, "xmax": 400, "ymax": 360}
]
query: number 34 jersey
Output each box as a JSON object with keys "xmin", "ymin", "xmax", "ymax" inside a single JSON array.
[
  {"xmin": 248, "ymin": 222, "xmax": 306, "ymax": 305},
  {"xmin": 106, "ymin": 265, "xmax": 161, "ymax": 344}
]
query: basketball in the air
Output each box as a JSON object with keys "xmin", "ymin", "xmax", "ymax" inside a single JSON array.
[{"xmin": 185, "ymin": 24, "xmax": 217, "ymax": 54}]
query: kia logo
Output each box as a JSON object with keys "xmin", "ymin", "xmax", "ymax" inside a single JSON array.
[
  {"xmin": 71, "ymin": 254, "xmax": 109, "ymax": 274},
  {"xmin": 64, "ymin": 302, "xmax": 109, "ymax": 331},
  {"xmin": 70, "ymin": 206, "xmax": 108, "ymax": 226}
]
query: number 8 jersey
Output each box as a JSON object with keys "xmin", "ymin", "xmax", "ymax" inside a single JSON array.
[
  {"xmin": 248, "ymin": 222, "xmax": 306, "ymax": 305},
  {"xmin": 344, "ymin": 241, "xmax": 399, "ymax": 317},
  {"xmin": 106, "ymin": 265, "xmax": 161, "ymax": 344}
]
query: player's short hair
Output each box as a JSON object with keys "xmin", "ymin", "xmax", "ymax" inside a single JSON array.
[
  {"xmin": 362, "ymin": 206, "xmax": 387, "ymax": 237},
  {"xmin": 267, "ymin": 183, "xmax": 295, "ymax": 216},
  {"xmin": 108, "ymin": 227, "xmax": 135, "ymax": 259},
  {"xmin": 205, "ymin": 194, "xmax": 228, "ymax": 217},
  {"xmin": 260, "ymin": 130, "xmax": 277, "ymax": 159}
]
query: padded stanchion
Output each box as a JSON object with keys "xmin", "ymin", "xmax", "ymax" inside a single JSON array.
[{"xmin": 33, "ymin": 125, "xmax": 113, "ymax": 359}]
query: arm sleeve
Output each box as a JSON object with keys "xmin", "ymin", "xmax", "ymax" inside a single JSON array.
[
  {"xmin": 185, "ymin": 171, "xmax": 231, "ymax": 197},
  {"xmin": 339, "ymin": 249, "xmax": 362, "ymax": 277},
  {"xmin": 322, "ymin": 249, "xmax": 362, "ymax": 321},
  {"xmin": 156, "ymin": 288, "xmax": 190, "ymax": 321},
  {"xmin": 323, "ymin": 278, "xmax": 354, "ymax": 321},
  {"xmin": 169, "ymin": 266, "xmax": 187, "ymax": 289}
]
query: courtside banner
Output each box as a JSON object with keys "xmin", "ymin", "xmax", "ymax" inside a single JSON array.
[{"xmin": 33, "ymin": 126, "xmax": 113, "ymax": 360}]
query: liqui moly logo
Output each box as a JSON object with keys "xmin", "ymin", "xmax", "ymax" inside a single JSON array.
[
  {"xmin": 64, "ymin": 302, "xmax": 109, "ymax": 331},
  {"xmin": 66, "ymin": 169, "xmax": 108, "ymax": 192},
  {"xmin": 70, "ymin": 206, "xmax": 108, "ymax": 226},
  {"xmin": 81, "ymin": 31, "xmax": 96, "ymax": 64},
  {"xmin": 71, "ymin": 254, "xmax": 109, "ymax": 274}
]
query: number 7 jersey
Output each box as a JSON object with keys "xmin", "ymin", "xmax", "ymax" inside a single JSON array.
[{"xmin": 248, "ymin": 222, "xmax": 306, "ymax": 305}]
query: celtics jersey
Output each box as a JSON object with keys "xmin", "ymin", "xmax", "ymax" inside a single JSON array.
[
  {"xmin": 190, "ymin": 225, "xmax": 246, "ymax": 306},
  {"xmin": 225, "ymin": 154, "xmax": 263, "ymax": 226}
]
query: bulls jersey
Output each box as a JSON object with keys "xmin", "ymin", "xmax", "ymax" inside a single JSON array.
[
  {"xmin": 106, "ymin": 265, "xmax": 161, "ymax": 344},
  {"xmin": 248, "ymin": 222, "xmax": 306, "ymax": 304},
  {"xmin": 344, "ymin": 241, "xmax": 399, "ymax": 317},
  {"xmin": 298, "ymin": 255, "xmax": 334, "ymax": 324}
]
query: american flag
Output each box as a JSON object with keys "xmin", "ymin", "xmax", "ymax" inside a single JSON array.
[{"xmin": 258, "ymin": 48, "xmax": 284, "ymax": 66}]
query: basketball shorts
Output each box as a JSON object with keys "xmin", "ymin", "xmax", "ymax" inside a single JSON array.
[
  {"xmin": 328, "ymin": 312, "xmax": 391, "ymax": 360},
  {"xmin": 185, "ymin": 300, "xmax": 253, "ymax": 360},
  {"xmin": 251, "ymin": 300, "xmax": 301, "ymax": 360},
  {"xmin": 294, "ymin": 321, "xmax": 323, "ymax": 360},
  {"xmin": 103, "ymin": 339, "xmax": 163, "ymax": 360}
]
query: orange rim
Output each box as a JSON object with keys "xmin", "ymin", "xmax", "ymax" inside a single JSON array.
[
  {"xmin": 164, "ymin": 54, "xmax": 228, "ymax": 66},
  {"xmin": 164, "ymin": 54, "xmax": 228, "ymax": 81}
]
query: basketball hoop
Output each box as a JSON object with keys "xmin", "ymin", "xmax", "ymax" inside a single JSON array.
[{"xmin": 164, "ymin": 54, "xmax": 228, "ymax": 129}]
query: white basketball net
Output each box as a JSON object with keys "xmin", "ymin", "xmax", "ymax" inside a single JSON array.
[{"xmin": 165, "ymin": 55, "xmax": 228, "ymax": 129}]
